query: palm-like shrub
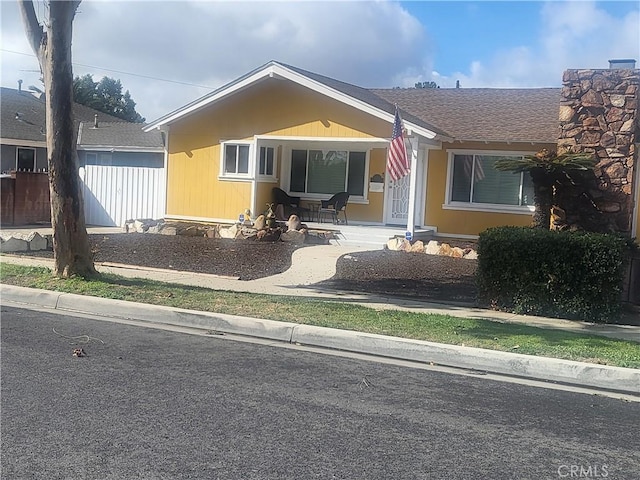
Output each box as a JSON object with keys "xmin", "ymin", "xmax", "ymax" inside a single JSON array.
[{"xmin": 494, "ymin": 149, "xmax": 596, "ymax": 229}]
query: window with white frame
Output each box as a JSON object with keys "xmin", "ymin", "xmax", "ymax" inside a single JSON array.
[
  {"xmin": 16, "ymin": 147, "xmax": 36, "ymax": 171},
  {"xmin": 259, "ymin": 146, "xmax": 275, "ymax": 177},
  {"xmin": 222, "ymin": 143, "xmax": 250, "ymax": 176},
  {"xmin": 449, "ymin": 153, "xmax": 534, "ymax": 207},
  {"xmin": 289, "ymin": 149, "xmax": 366, "ymax": 197}
]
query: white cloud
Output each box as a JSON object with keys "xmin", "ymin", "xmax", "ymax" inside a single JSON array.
[
  {"xmin": 2, "ymin": 1, "xmax": 428, "ymax": 120},
  {"xmin": 431, "ymin": 1, "xmax": 640, "ymax": 89},
  {"xmin": 2, "ymin": 1, "xmax": 637, "ymax": 121}
]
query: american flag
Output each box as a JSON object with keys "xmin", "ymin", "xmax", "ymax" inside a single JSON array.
[{"xmin": 387, "ymin": 107, "xmax": 410, "ymax": 182}]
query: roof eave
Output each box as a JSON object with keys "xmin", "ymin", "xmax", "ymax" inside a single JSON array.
[{"xmin": 444, "ymin": 137, "xmax": 558, "ymax": 145}]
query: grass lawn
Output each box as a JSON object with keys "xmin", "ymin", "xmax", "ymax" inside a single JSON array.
[{"xmin": 2, "ymin": 263, "xmax": 639, "ymax": 369}]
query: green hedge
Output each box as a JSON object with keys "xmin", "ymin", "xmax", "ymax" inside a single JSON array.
[{"xmin": 476, "ymin": 226, "xmax": 629, "ymax": 322}]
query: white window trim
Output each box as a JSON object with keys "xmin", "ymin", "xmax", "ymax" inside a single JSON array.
[
  {"xmin": 16, "ymin": 147, "xmax": 36, "ymax": 171},
  {"xmin": 219, "ymin": 140, "xmax": 253, "ymax": 180},
  {"xmin": 257, "ymin": 145, "xmax": 278, "ymax": 182},
  {"xmin": 444, "ymin": 149, "xmax": 536, "ymax": 215},
  {"xmin": 283, "ymin": 145, "xmax": 370, "ymax": 202}
]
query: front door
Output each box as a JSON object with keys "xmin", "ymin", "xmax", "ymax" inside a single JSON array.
[{"xmin": 384, "ymin": 174, "xmax": 410, "ymax": 225}]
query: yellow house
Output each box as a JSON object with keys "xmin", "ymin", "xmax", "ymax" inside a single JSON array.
[{"xmin": 144, "ymin": 61, "xmax": 639, "ymax": 240}]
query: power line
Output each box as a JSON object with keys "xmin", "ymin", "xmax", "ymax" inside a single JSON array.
[{"xmin": 2, "ymin": 48, "xmax": 215, "ymax": 89}]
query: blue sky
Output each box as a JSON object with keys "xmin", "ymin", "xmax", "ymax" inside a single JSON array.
[
  {"xmin": 1, "ymin": 1, "xmax": 638, "ymax": 120},
  {"xmin": 404, "ymin": 1, "xmax": 639, "ymax": 80}
]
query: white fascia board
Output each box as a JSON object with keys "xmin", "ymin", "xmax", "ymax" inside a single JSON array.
[
  {"xmin": 0, "ymin": 138, "xmax": 46, "ymax": 148},
  {"xmin": 143, "ymin": 66, "xmax": 278, "ymax": 132},
  {"xmin": 77, "ymin": 146, "xmax": 164, "ymax": 153}
]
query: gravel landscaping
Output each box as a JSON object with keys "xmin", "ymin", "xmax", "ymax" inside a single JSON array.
[{"xmin": 14, "ymin": 233, "xmax": 479, "ymax": 305}]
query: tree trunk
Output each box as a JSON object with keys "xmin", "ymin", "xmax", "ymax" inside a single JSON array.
[
  {"xmin": 529, "ymin": 168, "xmax": 554, "ymax": 230},
  {"xmin": 19, "ymin": 1, "xmax": 95, "ymax": 277}
]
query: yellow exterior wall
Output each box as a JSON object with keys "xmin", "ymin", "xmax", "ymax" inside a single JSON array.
[
  {"xmin": 424, "ymin": 141, "xmax": 556, "ymax": 236},
  {"xmin": 344, "ymin": 148, "xmax": 387, "ymax": 223},
  {"xmin": 166, "ymin": 79, "xmax": 391, "ymax": 222}
]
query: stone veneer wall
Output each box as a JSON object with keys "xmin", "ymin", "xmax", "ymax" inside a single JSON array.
[{"xmin": 557, "ymin": 68, "xmax": 639, "ymax": 233}]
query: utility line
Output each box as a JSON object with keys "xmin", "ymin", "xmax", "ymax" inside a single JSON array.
[{"xmin": 2, "ymin": 48, "xmax": 215, "ymax": 89}]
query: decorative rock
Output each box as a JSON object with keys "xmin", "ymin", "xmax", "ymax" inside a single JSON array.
[
  {"xmin": 159, "ymin": 226, "xmax": 177, "ymax": 235},
  {"xmin": 256, "ymin": 228, "xmax": 281, "ymax": 242},
  {"xmin": 437, "ymin": 243, "xmax": 453, "ymax": 256},
  {"xmin": 386, "ymin": 237, "xmax": 410, "ymax": 251},
  {"xmin": 180, "ymin": 225, "xmax": 203, "ymax": 236},
  {"xmin": 253, "ymin": 214, "xmax": 266, "ymax": 231},
  {"xmin": 409, "ymin": 240, "xmax": 425, "ymax": 253},
  {"xmin": 236, "ymin": 227, "xmax": 258, "ymax": 240},
  {"xmin": 134, "ymin": 220, "xmax": 147, "ymax": 233},
  {"xmin": 0, "ymin": 237, "xmax": 28, "ymax": 252},
  {"xmin": 281, "ymin": 229, "xmax": 306, "ymax": 245},
  {"xmin": 26, "ymin": 232, "xmax": 47, "ymax": 251},
  {"xmin": 286, "ymin": 214, "xmax": 301, "ymax": 231},
  {"xmin": 218, "ymin": 224, "xmax": 238, "ymax": 239},
  {"xmin": 424, "ymin": 240, "xmax": 440, "ymax": 255},
  {"xmin": 306, "ymin": 231, "xmax": 332, "ymax": 245}
]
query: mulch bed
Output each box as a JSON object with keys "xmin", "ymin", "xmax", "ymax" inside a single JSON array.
[{"xmin": 14, "ymin": 233, "xmax": 479, "ymax": 304}]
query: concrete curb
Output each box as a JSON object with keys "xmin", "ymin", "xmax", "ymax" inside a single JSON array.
[{"xmin": 2, "ymin": 284, "xmax": 639, "ymax": 395}]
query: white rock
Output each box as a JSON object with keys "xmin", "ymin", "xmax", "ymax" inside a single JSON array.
[
  {"xmin": 464, "ymin": 250, "xmax": 478, "ymax": 260},
  {"xmin": 425, "ymin": 240, "xmax": 440, "ymax": 255},
  {"xmin": 26, "ymin": 232, "xmax": 47, "ymax": 251},
  {"xmin": 0, "ymin": 237, "xmax": 28, "ymax": 252},
  {"xmin": 218, "ymin": 224, "xmax": 238, "ymax": 239}
]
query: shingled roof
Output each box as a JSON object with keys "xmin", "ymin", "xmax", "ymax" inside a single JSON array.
[
  {"xmin": 370, "ymin": 87, "xmax": 561, "ymax": 144},
  {"xmin": 279, "ymin": 63, "xmax": 451, "ymax": 138},
  {"xmin": 77, "ymin": 121, "xmax": 164, "ymax": 150},
  {"xmin": 145, "ymin": 61, "xmax": 561, "ymax": 145},
  {"xmin": 1, "ymin": 87, "xmax": 125, "ymax": 143}
]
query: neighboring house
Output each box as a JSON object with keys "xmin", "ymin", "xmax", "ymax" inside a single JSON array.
[
  {"xmin": 144, "ymin": 60, "xmax": 638, "ymax": 239},
  {"xmin": 77, "ymin": 121, "xmax": 165, "ymax": 226},
  {"xmin": 0, "ymin": 85, "xmax": 166, "ymax": 227}
]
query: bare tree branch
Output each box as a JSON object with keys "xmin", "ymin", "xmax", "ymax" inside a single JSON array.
[{"xmin": 18, "ymin": 0, "xmax": 45, "ymax": 62}]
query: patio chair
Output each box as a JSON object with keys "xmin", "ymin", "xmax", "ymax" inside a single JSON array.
[
  {"xmin": 318, "ymin": 192, "xmax": 349, "ymax": 224},
  {"xmin": 272, "ymin": 187, "xmax": 310, "ymax": 221}
]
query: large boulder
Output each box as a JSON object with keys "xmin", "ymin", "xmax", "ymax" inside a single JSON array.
[
  {"xmin": 286, "ymin": 214, "xmax": 302, "ymax": 231},
  {"xmin": 281, "ymin": 229, "xmax": 306, "ymax": 245}
]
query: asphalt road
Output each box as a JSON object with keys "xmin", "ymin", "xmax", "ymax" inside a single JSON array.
[{"xmin": 2, "ymin": 305, "xmax": 639, "ymax": 480}]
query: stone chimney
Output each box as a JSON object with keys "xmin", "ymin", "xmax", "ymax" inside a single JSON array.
[{"xmin": 557, "ymin": 67, "xmax": 639, "ymax": 233}]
